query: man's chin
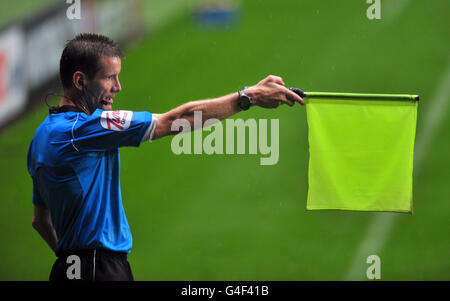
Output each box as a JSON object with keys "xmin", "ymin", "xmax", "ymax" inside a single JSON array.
[{"xmin": 102, "ymin": 104, "xmax": 113, "ymax": 111}]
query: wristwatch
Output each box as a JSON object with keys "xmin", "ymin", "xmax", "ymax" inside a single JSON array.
[{"xmin": 237, "ymin": 88, "xmax": 252, "ymax": 111}]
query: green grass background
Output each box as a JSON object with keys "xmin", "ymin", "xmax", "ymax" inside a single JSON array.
[{"xmin": 0, "ymin": 0, "xmax": 449, "ymax": 280}]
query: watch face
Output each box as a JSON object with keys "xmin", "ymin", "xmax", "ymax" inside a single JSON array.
[{"xmin": 239, "ymin": 92, "xmax": 251, "ymax": 110}]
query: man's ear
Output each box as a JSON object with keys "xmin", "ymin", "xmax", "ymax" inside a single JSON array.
[{"xmin": 73, "ymin": 71, "xmax": 85, "ymax": 91}]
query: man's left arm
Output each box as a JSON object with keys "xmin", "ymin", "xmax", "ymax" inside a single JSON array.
[{"xmin": 151, "ymin": 75, "xmax": 304, "ymax": 140}]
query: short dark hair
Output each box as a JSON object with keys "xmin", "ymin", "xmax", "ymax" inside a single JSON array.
[{"xmin": 59, "ymin": 33, "xmax": 123, "ymax": 89}]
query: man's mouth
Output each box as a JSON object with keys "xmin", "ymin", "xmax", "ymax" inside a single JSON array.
[{"xmin": 101, "ymin": 97, "xmax": 114, "ymax": 106}]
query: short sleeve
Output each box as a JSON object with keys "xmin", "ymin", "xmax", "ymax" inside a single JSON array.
[
  {"xmin": 72, "ymin": 110, "xmax": 153, "ymax": 151},
  {"xmin": 32, "ymin": 176, "xmax": 46, "ymax": 208}
]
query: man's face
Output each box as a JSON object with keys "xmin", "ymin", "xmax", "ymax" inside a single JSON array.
[{"xmin": 86, "ymin": 56, "xmax": 122, "ymax": 111}]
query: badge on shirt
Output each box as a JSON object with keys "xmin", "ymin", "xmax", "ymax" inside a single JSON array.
[{"xmin": 100, "ymin": 110, "xmax": 133, "ymax": 131}]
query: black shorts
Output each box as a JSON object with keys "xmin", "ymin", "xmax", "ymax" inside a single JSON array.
[{"xmin": 50, "ymin": 249, "xmax": 134, "ymax": 281}]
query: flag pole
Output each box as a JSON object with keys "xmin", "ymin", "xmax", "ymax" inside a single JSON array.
[{"xmin": 289, "ymin": 88, "xmax": 419, "ymax": 101}]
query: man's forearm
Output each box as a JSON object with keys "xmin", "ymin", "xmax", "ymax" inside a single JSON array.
[
  {"xmin": 153, "ymin": 92, "xmax": 242, "ymax": 138},
  {"xmin": 168, "ymin": 92, "xmax": 241, "ymax": 125}
]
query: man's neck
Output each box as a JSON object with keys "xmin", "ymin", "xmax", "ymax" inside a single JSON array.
[
  {"xmin": 59, "ymin": 92, "xmax": 90, "ymax": 114},
  {"xmin": 59, "ymin": 96, "xmax": 76, "ymax": 107}
]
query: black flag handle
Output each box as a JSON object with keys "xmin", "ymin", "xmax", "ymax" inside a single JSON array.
[{"xmin": 289, "ymin": 87, "xmax": 307, "ymax": 98}]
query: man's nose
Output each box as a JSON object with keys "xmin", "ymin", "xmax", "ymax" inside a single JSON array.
[{"xmin": 113, "ymin": 79, "xmax": 121, "ymax": 93}]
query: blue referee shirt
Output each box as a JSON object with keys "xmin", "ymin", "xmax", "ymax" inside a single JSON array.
[{"xmin": 27, "ymin": 108, "xmax": 155, "ymax": 254}]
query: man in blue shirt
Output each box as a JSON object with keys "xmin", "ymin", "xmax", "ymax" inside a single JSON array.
[{"xmin": 28, "ymin": 33, "xmax": 304, "ymax": 281}]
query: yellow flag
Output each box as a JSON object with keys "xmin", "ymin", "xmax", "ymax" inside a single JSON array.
[{"xmin": 305, "ymin": 93, "xmax": 418, "ymax": 213}]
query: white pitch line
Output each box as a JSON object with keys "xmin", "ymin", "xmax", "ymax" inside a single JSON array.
[{"xmin": 344, "ymin": 55, "xmax": 450, "ymax": 280}]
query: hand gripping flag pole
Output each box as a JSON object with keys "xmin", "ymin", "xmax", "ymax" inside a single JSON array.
[{"xmin": 290, "ymin": 88, "xmax": 419, "ymax": 213}]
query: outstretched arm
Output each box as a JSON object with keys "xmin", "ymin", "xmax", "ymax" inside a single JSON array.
[
  {"xmin": 32, "ymin": 205, "xmax": 58, "ymax": 252},
  {"xmin": 151, "ymin": 75, "xmax": 304, "ymax": 140}
]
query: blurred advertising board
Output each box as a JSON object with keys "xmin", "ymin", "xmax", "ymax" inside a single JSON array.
[
  {"xmin": 24, "ymin": 0, "xmax": 141, "ymax": 93},
  {"xmin": 0, "ymin": 26, "xmax": 26, "ymax": 127},
  {"xmin": 0, "ymin": 0, "xmax": 143, "ymax": 131},
  {"xmin": 24, "ymin": 4, "xmax": 84, "ymax": 90}
]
